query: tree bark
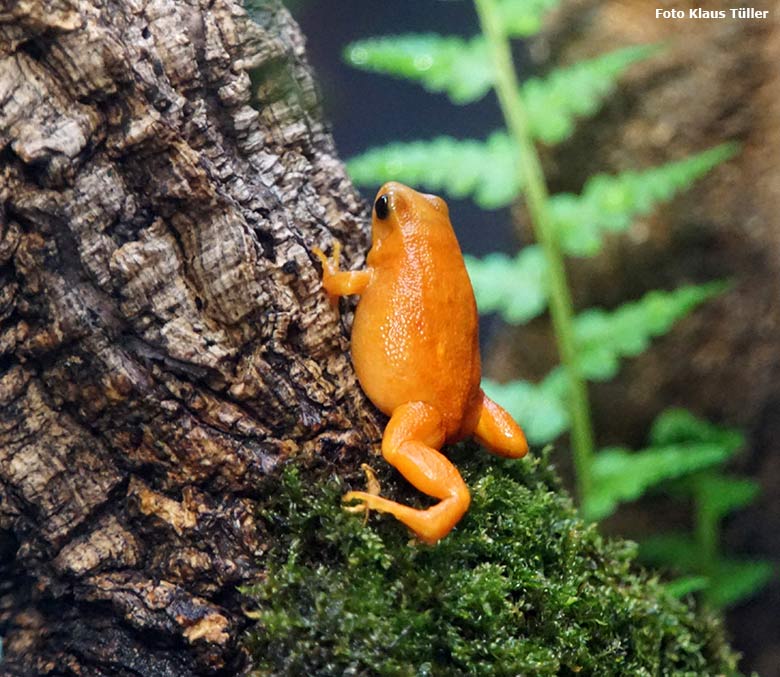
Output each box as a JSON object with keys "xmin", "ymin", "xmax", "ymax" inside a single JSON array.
[{"xmin": 0, "ymin": 1, "xmax": 381, "ymax": 673}]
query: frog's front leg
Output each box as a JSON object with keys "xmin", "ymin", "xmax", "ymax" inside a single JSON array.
[
  {"xmin": 343, "ymin": 401, "xmax": 471, "ymax": 545},
  {"xmin": 312, "ymin": 241, "xmax": 372, "ymax": 304}
]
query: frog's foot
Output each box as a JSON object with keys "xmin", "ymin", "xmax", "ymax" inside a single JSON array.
[
  {"xmin": 472, "ymin": 390, "xmax": 529, "ymax": 459},
  {"xmin": 343, "ymin": 464, "xmax": 381, "ymax": 523},
  {"xmin": 311, "ymin": 241, "xmax": 342, "ymax": 308},
  {"xmin": 312, "ymin": 240, "xmax": 342, "ymax": 276},
  {"xmin": 343, "ymin": 401, "xmax": 471, "ymax": 545},
  {"xmin": 342, "ymin": 490, "xmax": 389, "ymax": 518},
  {"xmin": 342, "ymin": 491, "xmax": 470, "ymax": 546},
  {"xmin": 311, "ymin": 240, "xmax": 372, "ymax": 304}
]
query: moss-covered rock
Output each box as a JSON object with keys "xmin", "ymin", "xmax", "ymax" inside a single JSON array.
[{"xmin": 243, "ymin": 448, "xmax": 739, "ymax": 676}]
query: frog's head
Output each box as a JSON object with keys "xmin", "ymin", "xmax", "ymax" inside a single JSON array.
[{"xmin": 371, "ymin": 182, "xmax": 450, "ymax": 251}]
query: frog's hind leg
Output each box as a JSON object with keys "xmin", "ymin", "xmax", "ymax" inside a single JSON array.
[
  {"xmin": 472, "ymin": 389, "xmax": 529, "ymax": 458},
  {"xmin": 343, "ymin": 402, "xmax": 470, "ymax": 544}
]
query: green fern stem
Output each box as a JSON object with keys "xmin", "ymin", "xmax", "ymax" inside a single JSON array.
[
  {"xmin": 693, "ymin": 478, "xmax": 720, "ymax": 573},
  {"xmin": 474, "ymin": 0, "xmax": 596, "ymax": 502}
]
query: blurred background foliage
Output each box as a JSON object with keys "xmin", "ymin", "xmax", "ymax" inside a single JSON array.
[{"xmin": 276, "ymin": 0, "xmax": 777, "ymax": 672}]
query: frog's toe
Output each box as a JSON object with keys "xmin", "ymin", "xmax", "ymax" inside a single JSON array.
[
  {"xmin": 342, "ymin": 491, "xmax": 401, "ymax": 517},
  {"xmin": 342, "ymin": 490, "xmax": 372, "ymax": 513}
]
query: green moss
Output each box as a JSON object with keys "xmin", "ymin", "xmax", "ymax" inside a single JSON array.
[{"xmin": 243, "ymin": 449, "xmax": 739, "ymax": 676}]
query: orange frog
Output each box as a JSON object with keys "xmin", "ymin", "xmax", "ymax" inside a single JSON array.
[{"xmin": 313, "ymin": 181, "xmax": 528, "ymax": 544}]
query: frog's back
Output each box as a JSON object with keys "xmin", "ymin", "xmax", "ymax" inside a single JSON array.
[{"xmin": 351, "ymin": 185, "xmax": 481, "ymax": 439}]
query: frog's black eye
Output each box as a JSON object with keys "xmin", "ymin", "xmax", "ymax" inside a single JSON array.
[{"xmin": 374, "ymin": 194, "xmax": 389, "ymax": 220}]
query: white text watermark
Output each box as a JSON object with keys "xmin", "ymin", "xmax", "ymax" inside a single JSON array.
[{"xmin": 656, "ymin": 8, "xmax": 768, "ymax": 19}]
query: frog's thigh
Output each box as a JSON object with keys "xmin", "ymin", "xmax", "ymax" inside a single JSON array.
[
  {"xmin": 381, "ymin": 401, "xmax": 450, "ymax": 497},
  {"xmin": 349, "ymin": 402, "xmax": 470, "ymax": 544},
  {"xmin": 472, "ymin": 390, "xmax": 529, "ymax": 459}
]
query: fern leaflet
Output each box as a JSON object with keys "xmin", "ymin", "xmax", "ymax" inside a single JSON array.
[
  {"xmin": 704, "ymin": 560, "xmax": 774, "ymax": 608},
  {"xmin": 344, "ymin": 34, "xmax": 493, "ymax": 104},
  {"xmin": 640, "ymin": 534, "xmax": 773, "ymax": 607},
  {"xmin": 345, "ymin": 48, "xmax": 660, "ymax": 206},
  {"xmin": 347, "ymin": 132, "xmax": 519, "ymax": 209},
  {"xmin": 342, "ymin": 4, "xmax": 565, "ymax": 105},
  {"xmin": 584, "ymin": 410, "xmax": 743, "ymax": 520},
  {"xmin": 552, "ymin": 144, "xmax": 739, "ymax": 256},
  {"xmin": 573, "ymin": 282, "xmax": 728, "ymax": 381},
  {"xmin": 466, "ymin": 246, "xmax": 547, "ymax": 323},
  {"xmin": 665, "ymin": 576, "xmax": 710, "ymax": 598},
  {"xmin": 475, "ymin": 283, "xmax": 727, "ymax": 448},
  {"xmin": 584, "ymin": 441, "xmax": 737, "ymax": 521},
  {"xmin": 499, "ymin": 0, "xmax": 561, "ymax": 36},
  {"xmin": 693, "ymin": 474, "xmax": 761, "ymax": 522},
  {"xmin": 523, "ymin": 45, "xmax": 658, "ymax": 144},
  {"xmin": 649, "ymin": 408, "xmax": 744, "ymax": 452},
  {"xmin": 476, "ymin": 283, "xmax": 728, "ymax": 446}
]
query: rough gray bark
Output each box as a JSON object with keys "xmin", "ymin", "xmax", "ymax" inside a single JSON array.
[{"xmin": 0, "ymin": 1, "xmax": 381, "ymax": 674}]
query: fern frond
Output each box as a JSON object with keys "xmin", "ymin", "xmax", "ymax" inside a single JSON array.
[
  {"xmin": 498, "ymin": 0, "xmax": 561, "ymax": 36},
  {"xmin": 523, "ymin": 45, "xmax": 658, "ymax": 145},
  {"xmin": 584, "ymin": 441, "xmax": 736, "ymax": 521},
  {"xmin": 346, "ymin": 46, "xmax": 661, "ymax": 207},
  {"xmin": 694, "ymin": 475, "xmax": 760, "ymax": 522},
  {"xmin": 466, "ymin": 246, "xmax": 547, "ymax": 324},
  {"xmin": 346, "ymin": 132, "xmax": 519, "ymax": 208},
  {"xmin": 482, "ymin": 374, "xmax": 568, "ymax": 445},
  {"xmin": 574, "ymin": 282, "xmax": 728, "ymax": 381},
  {"xmin": 641, "ymin": 536, "xmax": 773, "ymax": 607},
  {"xmin": 552, "ymin": 144, "xmax": 739, "ymax": 256},
  {"xmin": 343, "ymin": 34, "xmax": 493, "ymax": 104},
  {"xmin": 649, "ymin": 408, "xmax": 744, "ymax": 452},
  {"xmin": 475, "ymin": 283, "xmax": 726, "ymax": 434},
  {"xmin": 341, "ymin": 7, "xmax": 566, "ymax": 104},
  {"xmin": 665, "ymin": 575, "xmax": 710, "ymax": 598},
  {"xmin": 586, "ymin": 411, "xmax": 744, "ymax": 522},
  {"xmin": 640, "ymin": 533, "xmax": 700, "ymax": 570},
  {"xmin": 706, "ymin": 559, "xmax": 774, "ymax": 608}
]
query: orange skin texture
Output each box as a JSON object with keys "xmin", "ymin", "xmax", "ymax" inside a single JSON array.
[{"xmin": 314, "ymin": 182, "xmax": 528, "ymax": 544}]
